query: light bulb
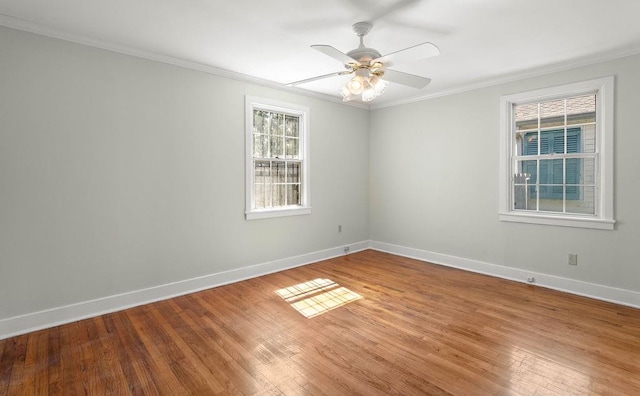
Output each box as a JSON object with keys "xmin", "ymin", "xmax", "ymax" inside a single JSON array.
[
  {"xmin": 346, "ymin": 75, "xmax": 365, "ymax": 94},
  {"xmin": 370, "ymin": 76, "xmax": 388, "ymax": 95},
  {"xmin": 362, "ymin": 87, "xmax": 377, "ymax": 102},
  {"xmin": 375, "ymin": 79, "xmax": 388, "ymax": 95},
  {"xmin": 340, "ymin": 85, "xmax": 354, "ymax": 101}
]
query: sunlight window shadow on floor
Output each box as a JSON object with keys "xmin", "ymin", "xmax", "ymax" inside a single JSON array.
[{"xmin": 275, "ymin": 278, "xmax": 362, "ymax": 318}]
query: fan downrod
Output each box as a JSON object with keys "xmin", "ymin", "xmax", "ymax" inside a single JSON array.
[{"xmin": 347, "ymin": 21, "xmax": 381, "ymax": 63}]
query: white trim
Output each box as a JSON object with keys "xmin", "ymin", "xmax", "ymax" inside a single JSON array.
[
  {"xmin": 246, "ymin": 206, "xmax": 312, "ymax": 220},
  {"xmin": 371, "ymin": 48, "xmax": 640, "ymax": 110},
  {"xmin": 0, "ymin": 15, "xmax": 369, "ymax": 110},
  {"xmin": 499, "ymin": 212, "xmax": 615, "ymax": 230},
  {"xmin": 370, "ymin": 241, "xmax": 640, "ymax": 309},
  {"xmin": 0, "ymin": 241, "xmax": 370, "ymax": 340},
  {"xmin": 245, "ymin": 96, "xmax": 311, "ymax": 220},
  {"xmin": 3, "ymin": 240, "xmax": 638, "ymax": 339},
  {"xmin": 498, "ymin": 76, "xmax": 615, "ymax": 229}
]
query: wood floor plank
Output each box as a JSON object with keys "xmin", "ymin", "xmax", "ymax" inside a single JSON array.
[
  {"xmin": 106, "ymin": 311, "xmax": 162, "ymax": 395},
  {"xmin": 2, "ymin": 250, "xmax": 640, "ymax": 395},
  {"xmin": 90, "ymin": 316, "xmax": 132, "ymax": 395},
  {"xmin": 0, "ymin": 338, "xmax": 15, "ymax": 395},
  {"xmin": 4, "ymin": 335, "xmax": 28, "ymax": 395},
  {"xmin": 46, "ymin": 326, "xmax": 63, "ymax": 396}
]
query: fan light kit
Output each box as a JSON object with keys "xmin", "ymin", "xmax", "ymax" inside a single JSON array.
[{"xmin": 288, "ymin": 21, "xmax": 440, "ymax": 103}]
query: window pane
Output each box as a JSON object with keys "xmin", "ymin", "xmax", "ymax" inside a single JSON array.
[
  {"xmin": 273, "ymin": 184, "xmax": 285, "ymax": 207},
  {"xmin": 514, "ymin": 102, "xmax": 538, "ymax": 131},
  {"xmin": 270, "ymin": 113, "xmax": 284, "ymax": 136},
  {"xmin": 522, "ymin": 134, "xmax": 538, "ymax": 156},
  {"xmin": 540, "ymin": 133, "xmax": 552, "ymax": 154},
  {"xmin": 566, "ymin": 94, "xmax": 596, "ymax": 126},
  {"xmin": 513, "ymin": 185, "xmax": 535, "ymax": 210},
  {"xmin": 254, "ymin": 161, "xmax": 270, "ymax": 182},
  {"xmin": 264, "ymin": 183, "xmax": 273, "ymax": 208},
  {"xmin": 582, "ymin": 125, "xmax": 596, "ymax": 154},
  {"xmin": 538, "ymin": 195, "xmax": 563, "ymax": 213},
  {"xmin": 518, "ymin": 160, "xmax": 537, "ymax": 184},
  {"xmin": 552, "ymin": 132, "xmax": 565, "ymax": 154},
  {"xmin": 565, "ymin": 128, "xmax": 581, "ymax": 154},
  {"xmin": 565, "ymin": 158, "xmax": 580, "ymax": 182},
  {"xmin": 580, "ymin": 157, "xmax": 596, "ymax": 184},
  {"xmin": 567, "ymin": 187, "xmax": 595, "ymax": 215},
  {"xmin": 513, "ymin": 171, "xmax": 536, "ymax": 211},
  {"xmin": 286, "ymin": 138, "xmax": 299, "ymax": 159},
  {"xmin": 285, "ymin": 115, "xmax": 299, "ymax": 137},
  {"xmin": 253, "ymin": 134, "xmax": 268, "ymax": 158},
  {"xmin": 287, "ymin": 184, "xmax": 300, "ymax": 206},
  {"xmin": 539, "ymin": 98, "xmax": 566, "ymax": 129},
  {"xmin": 253, "ymin": 110, "xmax": 268, "ymax": 134},
  {"xmin": 539, "ymin": 158, "xmax": 563, "ymax": 185},
  {"xmin": 254, "ymin": 161, "xmax": 271, "ymax": 209},
  {"xmin": 273, "ymin": 161, "xmax": 285, "ymax": 183},
  {"xmin": 270, "ymin": 136, "xmax": 284, "ymax": 158},
  {"xmin": 287, "ymin": 162, "xmax": 300, "ymax": 183},
  {"xmin": 254, "ymin": 183, "xmax": 266, "ymax": 209}
]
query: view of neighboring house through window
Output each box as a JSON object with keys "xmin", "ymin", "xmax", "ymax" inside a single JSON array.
[
  {"xmin": 499, "ymin": 77, "xmax": 614, "ymax": 230},
  {"xmin": 245, "ymin": 96, "xmax": 310, "ymax": 220},
  {"xmin": 513, "ymin": 95, "xmax": 596, "ymax": 214}
]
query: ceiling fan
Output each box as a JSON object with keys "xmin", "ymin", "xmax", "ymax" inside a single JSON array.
[{"xmin": 288, "ymin": 21, "xmax": 440, "ymax": 102}]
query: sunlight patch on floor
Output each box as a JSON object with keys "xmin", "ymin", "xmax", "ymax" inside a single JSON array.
[
  {"xmin": 275, "ymin": 278, "xmax": 338, "ymax": 302},
  {"xmin": 275, "ymin": 279, "xmax": 362, "ymax": 318}
]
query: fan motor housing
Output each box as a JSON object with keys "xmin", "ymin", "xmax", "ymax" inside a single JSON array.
[{"xmin": 347, "ymin": 47, "xmax": 382, "ymax": 63}]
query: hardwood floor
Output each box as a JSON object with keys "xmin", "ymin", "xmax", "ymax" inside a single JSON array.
[{"xmin": 2, "ymin": 250, "xmax": 640, "ymax": 395}]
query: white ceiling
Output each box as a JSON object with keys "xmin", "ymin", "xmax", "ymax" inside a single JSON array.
[{"xmin": 2, "ymin": 0, "xmax": 640, "ymax": 108}]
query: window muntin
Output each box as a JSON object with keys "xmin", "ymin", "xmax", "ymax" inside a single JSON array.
[
  {"xmin": 499, "ymin": 77, "xmax": 614, "ymax": 230},
  {"xmin": 245, "ymin": 97, "xmax": 310, "ymax": 220}
]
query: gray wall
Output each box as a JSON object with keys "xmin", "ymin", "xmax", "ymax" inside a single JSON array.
[
  {"xmin": 0, "ymin": 27, "xmax": 370, "ymax": 320},
  {"xmin": 369, "ymin": 54, "xmax": 640, "ymax": 293}
]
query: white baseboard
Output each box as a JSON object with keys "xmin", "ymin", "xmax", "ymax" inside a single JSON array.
[
  {"xmin": 370, "ymin": 240, "xmax": 640, "ymax": 309},
  {"xmin": 3, "ymin": 239, "xmax": 637, "ymax": 340},
  {"xmin": 0, "ymin": 241, "xmax": 370, "ymax": 340}
]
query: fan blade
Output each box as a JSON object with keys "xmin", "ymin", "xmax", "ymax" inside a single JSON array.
[
  {"xmin": 374, "ymin": 42, "xmax": 440, "ymax": 67},
  {"xmin": 287, "ymin": 71, "xmax": 353, "ymax": 86},
  {"xmin": 383, "ymin": 69, "xmax": 431, "ymax": 89},
  {"xmin": 312, "ymin": 45, "xmax": 360, "ymax": 66}
]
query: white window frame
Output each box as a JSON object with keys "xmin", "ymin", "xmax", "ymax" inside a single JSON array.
[
  {"xmin": 245, "ymin": 96, "xmax": 311, "ymax": 220},
  {"xmin": 499, "ymin": 77, "xmax": 615, "ymax": 230}
]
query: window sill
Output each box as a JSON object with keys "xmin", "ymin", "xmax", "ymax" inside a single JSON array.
[
  {"xmin": 246, "ymin": 206, "xmax": 312, "ymax": 220},
  {"xmin": 499, "ymin": 212, "xmax": 615, "ymax": 230}
]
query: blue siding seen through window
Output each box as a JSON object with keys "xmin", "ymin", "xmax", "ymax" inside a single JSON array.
[{"xmin": 522, "ymin": 128, "xmax": 581, "ymax": 200}]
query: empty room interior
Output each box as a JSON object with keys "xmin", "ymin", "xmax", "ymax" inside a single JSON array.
[{"xmin": 1, "ymin": 1, "xmax": 640, "ymax": 394}]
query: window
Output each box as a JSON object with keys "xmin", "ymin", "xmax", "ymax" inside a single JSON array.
[
  {"xmin": 245, "ymin": 96, "xmax": 310, "ymax": 220},
  {"xmin": 499, "ymin": 77, "xmax": 614, "ymax": 230}
]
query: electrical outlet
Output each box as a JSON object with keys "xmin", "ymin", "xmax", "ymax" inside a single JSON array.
[
  {"xmin": 526, "ymin": 276, "xmax": 535, "ymax": 283},
  {"xmin": 568, "ymin": 253, "xmax": 578, "ymax": 266},
  {"xmin": 338, "ymin": 225, "xmax": 342, "ymax": 233}
]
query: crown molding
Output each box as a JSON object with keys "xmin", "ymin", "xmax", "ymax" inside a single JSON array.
[
  {"xmin": 2, "ymin": 13, "xmax": 639, "ymax": 112},
  {"xmin": 371, "ymin": 46, "xmax": 640, "ymax": 110},
  {"xmin": 0, "ymin": 13, "xmax": 370, "ymax": 110}
]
